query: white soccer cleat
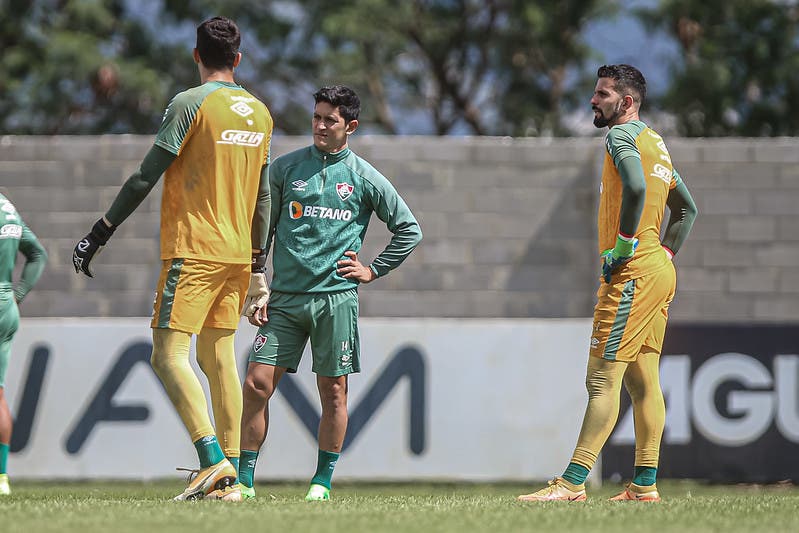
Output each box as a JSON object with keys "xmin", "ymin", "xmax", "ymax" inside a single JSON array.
[{"xmin": 517, "ymin": 477, "xmax": 587, "ymax": 502}]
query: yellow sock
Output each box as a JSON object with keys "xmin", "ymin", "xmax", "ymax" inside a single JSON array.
[
  {"xmin": 629, "ymin": 482, "xmax": 658, "ymax": 494},
  {"xmin": 624, "ymin": 350, "xmax": 665, "ymax": 469},
  {"xmin": 558, "ymin": 477, "xmax": 585, "ymax": 491},
  {"xmin": 570, "ymin": 356, "xmax": 628, "ymax": 470},
  {"xmin": 150, "ymin": 328, "xmax": 214, "ymax": 442},
  {"xmin": 197, "ymin": 328, "xmax": 242, "ymax": 459}
]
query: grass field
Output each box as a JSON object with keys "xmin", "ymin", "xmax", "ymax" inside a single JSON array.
[{"xmin": 1, "ymin": 480, "xmax": 797, "ymax": 533}]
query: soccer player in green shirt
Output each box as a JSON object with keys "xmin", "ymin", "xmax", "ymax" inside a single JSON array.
[
  {"xmin": 237, "ymin": 85, "xmax": 422, "ymax": 501},
  {"xmin": 0, "ymin": 192, "xmax": 47, "ymax": 496}
]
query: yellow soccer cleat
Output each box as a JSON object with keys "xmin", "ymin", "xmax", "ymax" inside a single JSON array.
[
  {"xmin": 517, "ymin": 477, "xmax": 587, "ymax": 502},
  {"xmin": 173, "ymin": 459, "xmax": 237, "ymax": 501},
  {"xmin": 207, "ymin": 483, "xmax": 242, "ymax": 502},
  {"xmin": 609, "ymin": 482, "xmax": 661, "ymax": 502},
  {"xmin": 0, "ymin": 473, "xmax": 10, "ymax": 496}
]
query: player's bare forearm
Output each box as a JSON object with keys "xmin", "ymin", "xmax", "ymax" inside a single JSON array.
[{"xmin": 336, "ymin": 251, "xmax": 376, "ymax": 283}]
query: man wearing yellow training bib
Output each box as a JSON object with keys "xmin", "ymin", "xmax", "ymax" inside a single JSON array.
[
  {"xmin": 72, "ymin": 16, "xmax": 273, "ymax": 502},
  {"xmin": 519, "ymin": 64, "xmax": 697, "ymax": 503}
]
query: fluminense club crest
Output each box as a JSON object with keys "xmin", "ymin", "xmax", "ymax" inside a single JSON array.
[
  {"xmin": 336, "ymin": 182, "xmax": 354, "ymax": 201},
  {"xmin": 253, "ymin": 333, "xmax": 268, "ymax": 352}
]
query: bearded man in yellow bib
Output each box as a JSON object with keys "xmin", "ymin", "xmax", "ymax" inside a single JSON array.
[{"xmin": 519, "ymin": 64, "xmax": 697, "ymax": 503}]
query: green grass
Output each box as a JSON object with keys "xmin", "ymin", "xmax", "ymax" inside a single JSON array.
[{"xmin": 0, "ymin": 480, "xmax": 797, "ymax": 533}]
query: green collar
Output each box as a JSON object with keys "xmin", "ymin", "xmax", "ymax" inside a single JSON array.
[{"xmin": 311, "ymin": 144, "xmax": 351, "ymax": 163}]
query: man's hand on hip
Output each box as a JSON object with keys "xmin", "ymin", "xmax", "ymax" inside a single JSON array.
[
  {"xmin": 601, "ymin": 234, "xmax": 638, "ymax": 283},
  {"xmin": 336, "ymin": 251, "xmax": 376, "ymax": 283}
]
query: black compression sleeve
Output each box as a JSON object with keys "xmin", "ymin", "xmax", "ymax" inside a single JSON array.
[
  {"xmin": 662, "ymin": 179, "xmax": 698, "ymax": 255},
  {"xmin": 616, "ymin": 156, "xmax": 646, "ymax": 237},
  {"xmin": 105, "ymin": 145, "xmax": 176, "ymax": 226},
  {"xmin": 251, "ymin": 164, "xmax": 271, "ymax": 251}
]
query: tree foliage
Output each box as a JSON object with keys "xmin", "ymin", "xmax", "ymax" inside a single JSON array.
[
  {"xmin": 495, "ymin": 0, "xmax": 613, "ymax": 136},
  {"xmin": 639, "ymin": 0, "xmax": 799, "ymax": 136},
  {"xmin": 0, "ymin": 0, "xmax": 184, "ymax": 134},
  {"xmin": 0, "ymin": 0, "xmax": 613, "ymax": 136},
  {"xmin": 2, "ymin": 0, "xmax": 796, "ymax": 136},
  {"xmin": 310, "ymin": 0, "xmax": 613, "ymax": 135}
]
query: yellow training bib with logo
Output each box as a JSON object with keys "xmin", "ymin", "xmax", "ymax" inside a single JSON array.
[
  {"xmin": 154, "ymin": 81, "xmax": 273, "ymax": 264},
  {"xmin": 598, "ymin": 120, "xmax": 679, "ymax": 279}
]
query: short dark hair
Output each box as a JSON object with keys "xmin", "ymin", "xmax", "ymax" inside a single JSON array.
[
  {"xmin": 196, "ymin": 16, "xmax": 240, "ymax": 71},
  {"xmin": 313, "ymin": 85, "xmax": 360, "ymax": 122},
  {"xmin": 597, "ymin": 64, "xmax": 647, "ymax": 105}
]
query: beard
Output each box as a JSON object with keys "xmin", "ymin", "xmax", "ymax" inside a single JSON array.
[{"xmin": 593, "ymin": 101, "xmax": 623, "ymax": 128}]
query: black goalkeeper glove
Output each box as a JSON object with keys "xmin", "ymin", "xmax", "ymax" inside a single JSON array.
[{"xmin": 73, "ymin": 218, "xmax": 115, "ymax": 278}]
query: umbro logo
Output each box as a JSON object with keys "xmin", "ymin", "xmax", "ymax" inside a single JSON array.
[
  {"xmin": 230, "ymin": 101, "xmax": 254, "ymax": 118},
  {"xmin": 1, "ymin": 201, "xmax": 18, "ymax": 215},
  {"xmin": 292, "ymin": 180, "xmax": 308, "ymax": 191}
]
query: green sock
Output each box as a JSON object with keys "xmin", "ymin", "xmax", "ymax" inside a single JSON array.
[
  {"xmin": 562, "ymin": 462, "xmax": 590, "ymax": 486},
  {"xmin": 0, "ymin": 442, "xmax": 8, "ymax": 474},
  {"xmin": 239, "ymin": 450, "xmax": 259, "ymax": 489},
  {"xmin": 227, "ymin": 456, "xmax": 239, "ymax": 483},
  {"xmin": 193, "ymin": 435, "xmax": 225, "ymax": 469},
  {"xmin": 310, "ymin": 449, "xmax": 340, "ymax": 490},
  {"xmin": 633, "ymin": 466, "xmax": 657, "ymax": 487}
]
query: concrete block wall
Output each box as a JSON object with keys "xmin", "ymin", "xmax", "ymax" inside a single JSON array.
[
  {"xmin": 1, "ymin": 135, "xmax": 797, "ymax": 322},
  {"xmin": 665, "ymin": 138, "xmax": 799, "ymax": 322}
]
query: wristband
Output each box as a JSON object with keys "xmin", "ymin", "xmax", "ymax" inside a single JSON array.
[
  {"xmin": 614, "ymin": 233, "xmax": 636, "ymax": 257},
  {"xmin": 90, "ymin": 218, "xmax": 116, "ymax": 245},
  {"xmin": 252, "ymin": 250, "xmax": 267, "ymax": 273}
]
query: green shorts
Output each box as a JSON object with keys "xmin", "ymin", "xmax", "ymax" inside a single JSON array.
[
  {"xmin": 249, "ymin": 289, "xmax": 360, "ymax": 377},
  {"xmin": 0, "ymin": 291, "xmax": 20, "ymax": 388}
]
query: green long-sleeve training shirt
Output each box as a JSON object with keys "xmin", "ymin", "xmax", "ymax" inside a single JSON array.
[
  {"xmin": 0, "ymin": 193, "xmax": 47, "ymax": 303},
  {"xmin": 266, "ymin": 144, "xmax": 422, "ymax": 293}
]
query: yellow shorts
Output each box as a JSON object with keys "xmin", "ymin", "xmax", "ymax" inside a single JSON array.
[
  {"xmin": 589, "ymin": 262, "xmax": 676, "ymax": 362},
  {"xmin": 151, "ymin": 258, "xmax": 250, "ymax": 334}
]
